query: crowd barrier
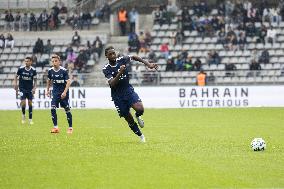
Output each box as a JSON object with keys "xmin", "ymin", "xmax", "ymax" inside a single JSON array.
[{"xmin": 1, "ymin": 86, "xmax": 284, "ymax": 110}]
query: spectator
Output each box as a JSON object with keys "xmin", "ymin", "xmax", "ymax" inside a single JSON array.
[
  {"xmin": 21, "ymin": 13, "xmax": 30, "ymax": 31},
  {"xmin": 144, "ymin": 30, "xmax": 152, "ymax": 48},
  {"xmin": 5, "ymin": 33, "xmax": 14, "ymax": 48},
  {"xmin": 228, "ymin": 35, "xmax": 238, "ymax": 50},
  {"xmin": 250, "ymin": 49, "xmax": 259, "ymax": 63},
  {"xmin": 29, "ymin": 12, "xmax": 38, "ymax": 31},
  {"xmin": 153, "ymin": 7, "xmax": 162, "ymax": 25},
  {"xmin": 148, "ymin": 50, "xmax": 158, "ymax": 62},
  {"xmin": 128, "ymin": 32, "xmax": 140, "ymax": 53},
  {"xmin": 33, "ymin": 38, "xmax": 44, "ymax": 54},
  {"xmin": 266, "ymin": 27, "xmax": 277, "ymax": 44},
  {"xmin": 238, "ymin": 31, "xmax": 247, "ymax": 50},
  {"xmin": 250, "ymin": 60, "xmax": 261, "ymax": 70},
  {"xmin": 93, "ymin": 36, "xmax": 103, "ymax": 57},
  {"xmin": 160, "ymin": 43, "xmax": 169, "ymax": 59},
  {"xmin": 4, "ymin": 10, "xmax": 14, "ymax": 31},
  {"xmin": 66, "ymin": 49, "xmax": 77, "ymax": 73},
  {"xmin": 81, "ymin": 11, "xmax": 92, "ymax": 30},
  {"xmin": 38, "ymin": 9, "xmax": 49, "ymax": 31},
  {"xmin": 196, "ymin": 70, "xmax": 207, "ymax": 86},
  {"xmin": 118, "ymin": 7, "xmax": 128, "ymax": 36},
  {"xmin": 165, "ymin": 56, "xmax": 175, "ymax": 71},
  {"xmin": 246, "ymin": 22, "xmax": 256, "ymax": 37},
  {"xmin": 207, "ymin": 50, "xmax": 221, "ymax": 65},
  {"xmin": 207, "ymin": 72, "xmax": 216, "ymax": 84},
  {"xmin": 167, "ymin": 1, "xmax": 178, "ymax": 16},
  {"xmin": 48, "ymin": 10, "xmax": 56, "ymax": 30},
  {"xmin": 175, "ymin": 30, "xmax": 184, "ymax": 45},
  {"xmin": 259, "ymin": 49, "xmax": 270, "ymax": 64},
  {"xmin": 44, "ymin": 39, "xmax": 54, "ymax": 55},
  {"xmin": 71, "ymin": 31, "xmax": 81, "ymax": 46},
  {"xmin": 101, "ymin": 2, "xmax": 111, "ymax": 22},
  {"xmin": 184, "ymin": 55, "xmax": 193, "ymax": 71},
  {"xmin": 217, "ymin": 27, "xmax": 226, "ymax": 46},
  {"xmin": 225, "ymin": 63, "xmax": 236, "ymax": 74},
  {"xmin": 51, "ymin": 1, "xmax": 60, "ymax": 28},
  {"xmin": 129, "ymin": 8, "xmax": 138, "ymax": 33},
  {"xmin": 71, "ymin": 76, "xmax": 80, "ymax": 87},
  {"xmin": 75, "ymin": 49, "xmax": 89, "ymax": 72},
  {"xmin": 175, "ymin": 55, "xmax": 184, "ymax": 71},
  {"xmin": 65, "ymin": 45, "xmax": 74, "ymax": 57},
  {"xmin": 257, "ymin": 24, "xmax": 267, "ymax": 44},
  {"xmin": 0, "ymin": 34, "xmax": 5, "ymax": 49},
  {"xmin": 138, "ymin": 31, "xmax": 147, "ymax": 53},
  {"xmin": 14, "ymin": 11, "xmax": 21, "ymax": 31},
  {"xmin": 193, "ymin": 58, "xmax": 202, "ymax": 71},
  {"xmin": 60, "ymin": 2, "xmax": 68, "ymax": 14}
]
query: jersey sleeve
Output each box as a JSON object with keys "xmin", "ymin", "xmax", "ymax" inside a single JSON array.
[
  {"xmin": 33, "ymin": 69, "xmax": 37, "ymax": 78},
  {"xmin": 121, "ymin": 55, "xmax": 132, "ymax": 65},
  {"xmin": 64, "ymin": 70, "xmax": 69, "ymax": 80},
  {"xmin": 47, "ymin": 70, "xmax": 52, "ymax": 80},
  {"xmin": 16, "ymin": 68, "xmax": 21, "ymax": 76},
  {"xmin": 102, "ymin": 66, "xmax": 113, "ymax": 81}
]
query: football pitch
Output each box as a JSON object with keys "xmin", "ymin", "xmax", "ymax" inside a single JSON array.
[{"xmin": 0, "ymin": 108, "xmax": 283, "ymax": 189}]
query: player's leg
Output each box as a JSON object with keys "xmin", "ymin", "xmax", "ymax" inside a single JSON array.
[
  {"xmin": 115, "ymin": 99, "xmax": 145, "ymax": 142},
  {"xmin": 20, "ymin": 99, "xmax": 26, "ymax": 124},
  {"xmin": 50, "ymin": 98, "xmax": 59, "ymax": 133},
  {"xmin": 130, "ymin": 92, "xmax": 144, "ymax": 128},
  {"xmin": 27, "ymin": 92, "xmax": 34, "ymax": 125},
  {"xmin": 20, "ymin": 91, "xmax": 26, "ymax": 124},
  {"xmin": 60, "ymin": 99, "xmax": 73, "ymax": 134}
]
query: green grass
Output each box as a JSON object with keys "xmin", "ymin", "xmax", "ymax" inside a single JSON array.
[{"xmin": 0, "ymin": 108, "xmax": 283, "ymax": 189}]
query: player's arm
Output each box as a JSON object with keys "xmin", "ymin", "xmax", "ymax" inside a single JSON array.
[
  {"xmin": 131, "ymin": 55, "xmax": 158, "ymax": 70},
  {"xmin": 46, "ymin": 70, "xmax": 52, "ymax": 97},
  {"xmin": 108, "ymin": 66, "xmax": 125, "ymax": 88},
  {"xmin": 14, "ymin": 69, "xmax": 20, "ymax": 95},
  {"xmin": 46, "ymin": 79, "xmax": 51, "ymax": 97},
  {"xmin": 61, "ymin": 79, "xmax": 71, "ymax": 99},
  {"xmin": 32, "ymin": 75, "xmax": 37, "ymax": 95},
  {"xmin": 13, "ymin": 74, "xmax": 18, "ymax": 91}
]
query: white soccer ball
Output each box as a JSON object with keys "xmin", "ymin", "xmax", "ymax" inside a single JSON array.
[{"xmin": 251, "ymin": 138, "xmax": 266, "ymax": 151}]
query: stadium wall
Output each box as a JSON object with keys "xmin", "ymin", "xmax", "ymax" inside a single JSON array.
[{"xmin": 1, "ymin": 86, "xmax": 284, "ymax": 110}]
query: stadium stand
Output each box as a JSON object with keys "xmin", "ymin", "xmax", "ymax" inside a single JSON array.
[
  {"xmin": 0, "ymin": 31, "xmax": 107, "ymax": 87},
  {"xmin": 128, "ymin": 1, "xmax": 284, "ymax": 86},
  {"xmin": 1, "ymin": 0, "xmax": 284, "ymax": 87}
]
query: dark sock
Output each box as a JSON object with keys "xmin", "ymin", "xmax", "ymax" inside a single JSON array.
[
  {"xmin": 51, "ymin": 108, "xmax": 57, "ymax": 126},
  {"xmin": 66, "ymin": 112, "xmax": 72, "ymax": 128},
  {"xmin": 135, "ymin": 110, "xmax": 144, "ymax": 117},
  {"xmin": 128, "ymin": 122, "xmax": 142, "ymax": 136},
  {"xmin": 28, "ymin": 106, "xmax": 32, "ymax": 119},
  {"xmin": 21, "ymin": 106, "xmax": 26, "ymax": 115}
]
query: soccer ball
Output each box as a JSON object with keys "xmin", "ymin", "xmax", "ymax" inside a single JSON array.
[{"xmin": 251, "ymin": 138, "xmax": 266, "ymax": 151}]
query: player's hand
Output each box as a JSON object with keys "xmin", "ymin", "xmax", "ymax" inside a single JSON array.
[
  {"xmin": 32, "ymin": 88, "xmax": 36, "ymax": 95},
  {"xmin": 147, "ymin": 63, "xmax": 159, "ymax": 70},
  {"xmin": 61, "ymin": 92, "xmax": 66, "ymax": 99},
  {"xmin": 46, "ymin": 90, "xmax": 50, "ymax": 97},
  {"xmin": 119, "ymin": 65, "xmax": 126, "ymax": 73},
  {"xmin": 14, "ymin": 85, "xmax": 18, "ymax": 91}
]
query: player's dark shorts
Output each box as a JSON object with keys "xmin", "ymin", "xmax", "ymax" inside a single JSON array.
[
  {"xmin": 113, "ymin": 91, "xmax": 141, "ymax": 117},
  {"xmin": 51, "ymin": 93, "xmax": 70, "ymax": 108},
  {"xmin": 19, "ymin": 90, "xmax": 33, "ymax": 100}
]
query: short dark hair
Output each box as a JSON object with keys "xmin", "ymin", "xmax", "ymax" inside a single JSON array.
[
  {"xmin": 25, "ymin": 57, "xmax": 32, "ymax": 62},
  {"xmin": 105, "ymin": 46, "xmax": 115, "ymax": 56}
]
